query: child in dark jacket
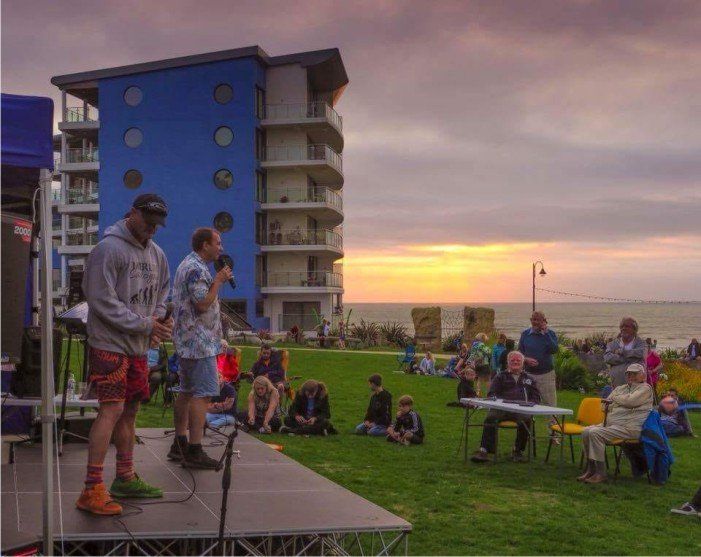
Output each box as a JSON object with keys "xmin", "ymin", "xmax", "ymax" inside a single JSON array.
[
  {"xmin": 387, "ymin": 395, "xmax": 424, "ymax": 445},
  {"xmin": 356, "ymin": 374, "xmax": 392, "ymax": 436},
  {"xmin": 281, "ymin": 380, "xmax": 336, "ymax": 435}
]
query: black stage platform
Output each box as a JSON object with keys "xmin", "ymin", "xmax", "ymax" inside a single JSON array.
[{"xmin": 1, "ymin": 428, "xmax": 411, "ymax": 555}]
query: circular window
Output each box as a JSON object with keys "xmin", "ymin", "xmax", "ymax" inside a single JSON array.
[
  {"xmin": 124, "ymin": 127, "xmax": 143, "ymax": 148},
  {"xmin": 213, "ymin": 169, "xmax": 233, "ymax": 190},
  {"xmin": 123, "ymin": 169, "xmax": 143, "ymax": 189},
  {"xmin": 214, "ymin": 126, "xmax": 233, "ymax": 147},
  {"xmin": 214, "ymin": 84, "xmax": 233, "ymax": 104},
  {"xmin": 213, "ymin": 212, "xmax": 233, "ymax": 233},
  {"xmin": 124, "ymin": 86, "xmax": 143, "ymax": 106}
]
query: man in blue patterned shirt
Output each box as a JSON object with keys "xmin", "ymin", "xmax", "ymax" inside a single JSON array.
[{"xmin": 169, "ymin": 228, "xmax": 232, "ymax": 469}]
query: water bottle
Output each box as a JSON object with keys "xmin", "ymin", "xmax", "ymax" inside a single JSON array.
[{"xmin": 67, "ymin": 373, "xmax": 76, "ymax": 400}]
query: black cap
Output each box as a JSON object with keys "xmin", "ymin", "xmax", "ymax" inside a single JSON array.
[{"xmin": 132, "ymin": 193, "xmax": 168, "ymax": 226}]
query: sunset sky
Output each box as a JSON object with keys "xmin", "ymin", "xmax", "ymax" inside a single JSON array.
[{"xmin": 3, "ymin": 1, "xmax": 700, "ymax": 303}]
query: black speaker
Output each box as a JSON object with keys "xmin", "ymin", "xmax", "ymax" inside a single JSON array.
[{"xmin": 11, "ymin": 327, "xmax": 63, "ymax": 398}]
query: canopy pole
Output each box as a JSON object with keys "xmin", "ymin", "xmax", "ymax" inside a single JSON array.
[{"xmin": 39, "ymin": 168, "xmax": 56, "ymax": 556}]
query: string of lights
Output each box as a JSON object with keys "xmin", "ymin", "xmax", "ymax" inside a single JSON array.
[{"xmin": 534, "ymin": 287, "xmax": 701, "ymax": 305}]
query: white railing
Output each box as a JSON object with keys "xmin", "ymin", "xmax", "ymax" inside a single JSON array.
[
  {"xmin": 262, "ymin": 228, "xmax": 343, "ymax": 249},
  {"xmin": 264, "ymin": 102, "xmax": 342, "ymax": 131},
  {"xmin": 65, "ymin": 106, "xmax": 97, "ymax": 123},
  {"xmin": 265, "ymin": 271, "xmax": 343, "ymax": 288},
  {"xmin": 263, "ymin": 186, "xmax": 342, "ymax": 211},
  {"xmin": 66, "ymin": 188, "xmax": 99, "ymax": 204},
  {"xmin": 65, "ymin": 232, "xmax": 98, "ymax": 247},
  {"xmin": 263, "ymin": 144, "xmax": 342, "ymax": 173},
  {"xmin": 65, "ymin": 148, "xmax": 99, "ymax": 163}
]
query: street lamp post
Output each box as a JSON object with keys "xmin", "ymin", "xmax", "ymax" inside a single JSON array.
[{"xmin": 532, "ymin": 261, "xmax": 546, "ymax": 312}]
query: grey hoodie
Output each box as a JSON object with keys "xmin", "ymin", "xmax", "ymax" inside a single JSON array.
[{"xmin": 83, "ymin": 220, "xmax": 170, "ymax": 356}]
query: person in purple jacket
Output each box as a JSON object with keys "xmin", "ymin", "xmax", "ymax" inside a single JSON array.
[{"xmin": 244, "ymin": 344, "xmax": 286, "ymax": 398}]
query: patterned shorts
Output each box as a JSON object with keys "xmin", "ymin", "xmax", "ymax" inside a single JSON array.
[{"xmin": 88, "ymin": 347, "xmax": 149, "ymax": 403}]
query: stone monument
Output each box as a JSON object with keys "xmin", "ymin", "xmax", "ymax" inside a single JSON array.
[
  {"xmin": 463, "ymin": 306, "xmax": 495, "ymax": 340},
  {"xmin": 411, "ymin": 307, "xmax": 442, "ymax": 350}
]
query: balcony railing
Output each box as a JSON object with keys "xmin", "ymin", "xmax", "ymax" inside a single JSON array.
[
  {"xmin": 278, "ymin": 314, "xmax": 319, "ymax": 331},
  {"xmin": 263, "ymin": 144, "xmax": 342, "ymax": 172},
  {"xmin": 262, "ymin": 228, "xmax": 342, "ymax": 250},
  {"xmin": 66, "ymin": 188, "xmax": 99, "ymax": 204},
  {"xmin": 64, "ymin": 148, "xmax": 99, "ymax": 163},
  {"xmin": 264, "ymin": 102, "xmax": 342, "ymax": 131},
  {"xmin": 65, "ymin": 232, "xmax": 98, "ymax": 247},
  {"xmin": 65, "ymin": 107, "xmax": 97, "ymax": 123},
  {"xmin": 263, "ymin": 186, "xmax": 342, "ymax": 210},
  {"xmin": 265, "ymin": 271, "xmax": 343, "ymax": 288}
]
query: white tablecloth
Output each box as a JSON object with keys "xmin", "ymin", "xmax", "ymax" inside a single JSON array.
[{"xmin": 459, "ymin": 398, "xmax": 573, "ymax": 416}]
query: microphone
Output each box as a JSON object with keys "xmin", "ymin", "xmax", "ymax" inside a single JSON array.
[
  {"xmin": 159, "ymin": 302, "xmax": 174, "ymax": 323},
  {"xmin": 214, "ymin": 254, "xmax": 236, "ymax": 290}
]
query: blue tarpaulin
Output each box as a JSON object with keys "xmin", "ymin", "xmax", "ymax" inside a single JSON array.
[{"xmin": 2, "ymin": 93, "xmax": 54, "ymax": 170}]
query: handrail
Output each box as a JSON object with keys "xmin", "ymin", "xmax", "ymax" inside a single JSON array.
[
  {"xmin": 262, "ymin": 144, "xmax": 342, "ymax": 172},
  {"xmin": 65, "ymin": 148, "xmax": 99, "ymax": 163},
  {"xmin": 262, "ymin": 228, "xmax": 343, "ymax": 249},
  {"xmin": 265, "ymin": 271, "xmax": 343, "ymax": 288},
  {"xmin": 264, "ymin": 102, "xmax": 342, "ymax": 130},
  {"xmin": 263, "ymin": 185, "xmax": 342, "ymax": 210},
  {"xmin": 66, "ymin": 188, "xmax": 99, "ymax": 204},
  {"xmin": 65, "ymin": 107, "xmax": 97, "ymax": 123}
]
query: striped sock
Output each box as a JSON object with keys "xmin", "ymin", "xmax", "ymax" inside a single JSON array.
[
  {"xmin": 85, "ymin": 464, "xmax": 103, "ymax": 487},
  {"xmin": 115, "ymin": 452, "xmax": 135, "ymax": 482}
]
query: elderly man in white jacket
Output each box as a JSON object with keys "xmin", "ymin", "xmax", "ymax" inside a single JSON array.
[{"xmin": 578, "ymin": 363, "xmax": 653, "ymax": 484}]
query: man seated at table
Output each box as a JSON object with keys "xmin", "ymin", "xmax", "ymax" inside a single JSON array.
[
  {"xmin": 471, "ymin": 351, "xmax": 541, "ymax": 463},
  {"xmin": 241, "ymin": 344, "xmax": 285, "ymax": 398},
  {"xmin": 578, "ymin": 363, "xmax": 653, "ymax": 484}
]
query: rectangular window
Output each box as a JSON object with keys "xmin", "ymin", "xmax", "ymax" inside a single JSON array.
[
  {"xmin": 255, "ymin": 298, "xmax": 265, "ymax": 318},
  {"xmin": 255, "ymin": 212, "xmax": 267, "ymax": 244},
  {"xmin": 255, "ymin": 87, "xmax": 266, "ymax": 119},
  {"xmin": 256, "ymin": 171, "xmax": 266, "ymax": 202},
  {"xmin": 255, "ymin": 128, "xmax": 266, "ymax": 160}
]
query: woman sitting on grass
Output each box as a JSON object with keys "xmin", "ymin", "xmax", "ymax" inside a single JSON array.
[
  {"xmin": 281, "ymin": 380, "xmax": 336, "ymax": 435},
  {"xmin": 419, "ymin": 351, "xmax": 436, "ymax": 375},
  {"xmin": 236, "ymin": 375, "xmax": 281, "ymax": 434}
]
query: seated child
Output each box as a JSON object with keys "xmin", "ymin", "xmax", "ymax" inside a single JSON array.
[
  {"xmin": 387, "ymin": 395, "xmax": 424, "ymax": 445},
  {"xmin": 205, "ymin": 378, "xmax": 238, "ymax": 429},
  {"xmin": 659, "ymin": 395, "xmax": 692, "ymax": 437},
  {"xmin": 355, "ymin": 374, "xmax": 392, "ymax": 436},
  {"xmin": 236, "ymin": 375, "xmax": 281, "ymax": 434},
  {"xmin": 281, "ymin": 380, "xmax": 336, "ymax": 435},
  {"xmin": 419, "ymin": 352, "xmax": 436, "ymax": 375}
]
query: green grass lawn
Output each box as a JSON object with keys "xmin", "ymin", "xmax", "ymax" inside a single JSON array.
[{"xmin": 68, "ymin": 344, "xmax": 701, "ymax": 554}]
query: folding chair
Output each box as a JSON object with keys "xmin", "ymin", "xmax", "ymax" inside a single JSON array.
[
  {"xmin": 396, "ymin": 345, "xmax": 416, "ymax": 371},
  {"xmin": 545, "ymin": 397, "xmax": 605, "ymax": 464}
]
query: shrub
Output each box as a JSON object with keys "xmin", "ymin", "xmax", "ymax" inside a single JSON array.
[
  {"xmin": 659, "ymin": 347, "xmax": 686, "ymax": 360},
  {"xmin": 350, "ymin": 320, "xmax": 381, "ymax": 347},
  {"xmin": 442, "ymin": 333, "xmax": 462, "ymax": 352},
  {"xmin": 379, "ymin": 321, "xmax": 411, "ymax": 347},
  {"xmin": 554, "ymin": 347, "xmax": 591, "ymax": 391},
  {"xmin": 658, "ymin": 361, "xmax": 701, "ymax": 402}
]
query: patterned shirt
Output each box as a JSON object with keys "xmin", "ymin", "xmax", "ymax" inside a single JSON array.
[{"xmin": 172, "ymin": 252, "xmax": 222, "ymax": 359}]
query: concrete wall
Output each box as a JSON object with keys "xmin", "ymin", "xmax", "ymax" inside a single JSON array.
[{"xmin": 265, "ymin": 64, "xmax": 308, "ymax": 104}]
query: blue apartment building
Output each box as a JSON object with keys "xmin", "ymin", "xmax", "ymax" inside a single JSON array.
[{"xmin": 51, "ymin": 46, "xmax": 347, "ymax": 331}]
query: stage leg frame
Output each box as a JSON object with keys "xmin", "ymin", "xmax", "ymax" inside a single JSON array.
[{"xmin": 53, "ymin": 528, "xmax": 410, "ymax": 556}]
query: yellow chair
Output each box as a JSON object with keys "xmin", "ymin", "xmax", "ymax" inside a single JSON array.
[
  {"xmin": 493, "ymin": 419, "xmax": 536, "ymax": 462},
  {"xmin": 545, "ymin": 397, "xmax": 605, "ymax": 464}
]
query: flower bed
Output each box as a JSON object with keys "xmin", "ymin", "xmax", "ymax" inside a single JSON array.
[{"xmin": 658, "ymin": 361, "xmax": 701, "ymax": 402}]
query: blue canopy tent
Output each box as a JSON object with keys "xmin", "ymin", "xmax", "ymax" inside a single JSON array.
[{"xmin": 2, "ymin": 93, "xmax": 57, "ymax": 555}]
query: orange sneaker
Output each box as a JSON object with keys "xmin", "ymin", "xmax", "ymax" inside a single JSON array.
[{"xmin": 76, "ymin": 483, "xmax": 122, "ymax": 516}]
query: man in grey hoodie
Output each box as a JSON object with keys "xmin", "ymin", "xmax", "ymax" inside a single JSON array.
[{"xmin": 76, "ymin": 194, "xmax": 173, "ymax": 516}]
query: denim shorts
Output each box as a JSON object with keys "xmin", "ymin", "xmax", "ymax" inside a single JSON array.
[{"xmin": 178, "ymin": 356, "xmax": 219, "ymax": 397}]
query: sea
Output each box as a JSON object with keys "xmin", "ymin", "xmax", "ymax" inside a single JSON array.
[{"xmin": 343, "ymin": 303, "xmax": 701, "ymax": 349}]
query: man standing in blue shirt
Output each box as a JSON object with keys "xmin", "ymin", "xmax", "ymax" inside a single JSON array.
[
  {"xmin": 169, "ymin": 228, "xmax": 232, "ymax": 469},
  {"xmin": 517, "ymin": 311, "xmax": 559, "ymax": 412}
]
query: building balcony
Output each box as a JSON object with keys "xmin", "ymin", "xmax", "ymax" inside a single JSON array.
[
  {"xmin": 260, "ymin": 228, "xmax": 343, "ymax": 256},
  {"xmin": 261, "ymin": 271, "xmax": 343, "ymax": 294},
  {"xmin": 57, "ymin": 189, "xmax": 100, "ymax": 216},
  {"xmin": 261, "ymin": 144, "xmax": 343, "ymax": 186},
  {"xmin": 261, "ymin": 186, "xmax": 343, "ymax": 226},
  {"xmin": 57, "ymin": 148, "xmax": 99, "ymax": 175},
  {"xmin": 58, "ymin": 231, "xmax": 98, "ymax": 255},
  {"xmin": 58, "ymin": 107, "xmax": 99, "ymax": 136},
  {"xmin": 262, "ymin": 102, "xmax": 343, "ymax": 152}
]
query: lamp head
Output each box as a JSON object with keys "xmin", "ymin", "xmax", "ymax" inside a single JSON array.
[{"xmin": 539, "ymin": 268, "xmax": 547, "ymax": 277}]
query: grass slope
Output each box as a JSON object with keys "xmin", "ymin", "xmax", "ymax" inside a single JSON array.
[{"xmin": 70, "ymin": 344, "xmax": 700, "ymax": 555}]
